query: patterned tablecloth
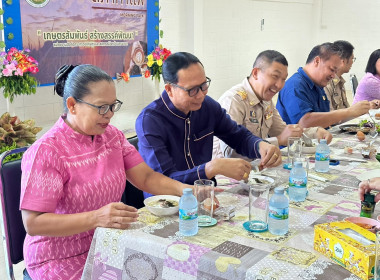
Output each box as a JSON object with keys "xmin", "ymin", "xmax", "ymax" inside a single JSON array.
[{"xmin": 81, "ymin": 120, "xmax": 380, "ymax": 280}]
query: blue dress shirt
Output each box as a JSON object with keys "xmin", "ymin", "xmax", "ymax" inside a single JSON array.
[
  {"xmin": 135, "ymin": 91, "xmax": 263, "ymax": 197},
  {"xmin": 276, "ymin": 67, "xmax": 330, "ymax": 124}
]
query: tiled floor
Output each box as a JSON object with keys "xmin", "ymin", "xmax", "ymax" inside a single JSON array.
[{"xmin": 0, "ymin": 107, "xmax": 142, "ymax": 280}]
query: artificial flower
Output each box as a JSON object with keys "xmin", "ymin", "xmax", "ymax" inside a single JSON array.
[
  {"xmin": 0, "ymin": 48, "xmax": 39, "ymax": 102},
  {"xmin": 144, "ymin": 45, "xmax": 171, "ymax": 82}
]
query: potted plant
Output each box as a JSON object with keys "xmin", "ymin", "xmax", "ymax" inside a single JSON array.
[{"xmin": 0, "ymin": 112, "xmax": 42, "ymax": 162}]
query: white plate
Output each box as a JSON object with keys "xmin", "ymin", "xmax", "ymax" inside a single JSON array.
[
  {"xmin": 144, "ymin": 195, "xmax": 180, "ymax": 216},
  {"xmin": 369, "ymin": 109, "xmax": 380, "ymax": 118}
]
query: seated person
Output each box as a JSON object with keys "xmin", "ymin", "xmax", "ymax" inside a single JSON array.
[
  {"xmin": 324, "ymin": 40, "xmax": 354, "ymax": 110},
  {"xmin": 353, "ymin": 49, "xmax": 380, "ymax": 105},
  {"xmin": 215, "ymin": 50, "xmax": 332, "ymax": 159},
  {"xmin": 20, "ymin": 64, "xmax": 191, "ymax": 280},
  {"xmin": 276, "ymin": 42, "xmax": 371, "ymax": 129},
  {"xmin": 135, "ymin": 52, "xmax": 281, "ymax": 197}
]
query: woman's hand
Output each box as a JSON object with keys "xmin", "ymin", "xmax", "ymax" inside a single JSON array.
[
  {"xmin": 94, "ymin": 202, "xmax": 138, "ymax": 229},
  {"xmin": 358, "ymin": 177, "xmax": 380, "ymax": 202}
]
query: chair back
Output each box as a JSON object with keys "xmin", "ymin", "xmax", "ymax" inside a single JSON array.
[
  {"xmin": 350, "ymin": 74, "xmax": 358, "ymax": 96},
  {"xmin": 121, "ymin": 136, "xmax": 144, "ymax": 209},
  {"xmin": 0, "ymin": 147, "xmax": 28, "ymax": 280}
]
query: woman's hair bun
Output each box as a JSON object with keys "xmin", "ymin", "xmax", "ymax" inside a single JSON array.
[{"xmin": 54, "ymin": 65, "xmax": 77, "ymax": 97}]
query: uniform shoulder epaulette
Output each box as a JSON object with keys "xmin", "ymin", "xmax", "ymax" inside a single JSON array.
[{"xmin": 236, "ymin": 90, "xmax": 247, "ymax": 100}]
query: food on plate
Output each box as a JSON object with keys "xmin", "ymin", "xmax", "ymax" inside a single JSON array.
[
  {"xmin": 203, "ymin": 197, "xmax": 219, "ymax": 211},
  {"xmin": 359, "ymin": 119, "xmax": 380, "ymax": 132},
  {"xmin": 147, "ymin": 198, "xmax": 178, "ymax": 208},
  {"xmin": 356, "ymin": 131, "xmax": 365, "ymax": 141}
]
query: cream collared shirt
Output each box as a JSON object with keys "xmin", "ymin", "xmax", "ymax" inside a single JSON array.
[
  {"xmin": 213, "ymin": 78, "xmax": 318, "ymax": 160},
  {"xmin": 324, "ymin": 75, "xmax": 350, "ymax": 110}
]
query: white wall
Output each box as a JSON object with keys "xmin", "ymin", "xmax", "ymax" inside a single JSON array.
[{"xmin": 1, "ymin": 0, "xmax": 380, "ymax": 131}]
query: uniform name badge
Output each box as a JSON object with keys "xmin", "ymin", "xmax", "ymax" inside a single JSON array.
[{"xmin": 249, "ymin": 111, "xmax": 258, "ymax": 123}]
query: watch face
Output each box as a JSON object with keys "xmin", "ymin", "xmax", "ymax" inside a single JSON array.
[{"xmin": 132, "ymin": 47, "xmax": 145, "ymax": 66}]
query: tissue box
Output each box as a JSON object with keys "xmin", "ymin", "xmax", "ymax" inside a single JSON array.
[{"xmin": 314, "ymin": 221, "xmax": 376, "ymax": 280}]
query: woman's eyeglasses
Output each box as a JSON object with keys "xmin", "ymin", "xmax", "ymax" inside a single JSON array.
[
  {"xmin": 75, "ymin": 98, "xmax": 123, "ymax": 115},
  {"xmin": 170, "ymin": 77, "xmax": 211, "ymax": 97}
]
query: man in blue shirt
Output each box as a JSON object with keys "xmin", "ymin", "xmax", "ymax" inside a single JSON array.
[
  {"xmin": 136, "ymin": 52, "xmax": 281, "ymax": 197},
  {"xmin": 276, "ymin": 42, "xmax": 370, "ymax": 128}
]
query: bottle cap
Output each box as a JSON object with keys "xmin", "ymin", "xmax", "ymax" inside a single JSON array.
[
  {"xmin": 320, "ymin": 139, "xmax": 327, "ymax": 144},
  {"xmin": 274, "ymin": 186, "xmax": 285, "ymax": 194},
  {"xmin": 364, "ymin": 192, "xmax": 375, "ymax": 204},
  {"xmin": 294, "ymin": 162, "xmax": 302, "ymax": 168},
  {"xmin": 183, "ymin": 188, "xmax": 193, "ymax": 194}
]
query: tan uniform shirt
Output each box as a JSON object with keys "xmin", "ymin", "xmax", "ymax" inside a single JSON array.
[
  {"xmin": 213, "ymin": 78, "xmax": 318, "ymax": 159},
  {"xmin": 324, "ymin": 76, "xmax": 350, "ymax": 110}
]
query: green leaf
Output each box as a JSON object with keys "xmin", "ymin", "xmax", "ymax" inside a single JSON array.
[
  {"xmin": 154, "ymin": 39, "xmax": 159, "ymax": 45},
  {"xmin": 0, "ymin": 41, "xmax": 5, "ymax": 48},
  {"xmin": 7, "ymin": 33, "xmax": 14, "ymax": 40},
  {"xmin": 159, "ymin": 30, "xmax": 164, "ymax": 38},
  {"xmin": 6, "ymin": 17, "xmax": 13, "ymax": 25},
  {"xmin": 154, "ymin": 1, "xmax": 158, "ymax": 6},
  {"xmin": 6, "ymin": 0, "xmax": 12, "ymax": 5},
  {"xmin": 0, "ymin": 23, "xmax": 3, "ymax": 30},
  {"xmin": 0, "ymin": 9, "xmax": 4, "ymax": 15},
  {"xmin": 155, "ymin": 25, "xmax": 159, "ymax": 30},
  {"xmin": 154, "ymin": 12, "xmax": 158, "ymax": 17}
]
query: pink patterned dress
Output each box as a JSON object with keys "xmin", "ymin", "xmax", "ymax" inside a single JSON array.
[{"xmin": 20, "ymin": 117, "xmax": 143, "ymax": 280}]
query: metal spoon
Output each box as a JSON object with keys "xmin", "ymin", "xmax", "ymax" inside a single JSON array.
[{"xmin": 302, "ymin": 133, "xmax": 313, "ymax": 147}]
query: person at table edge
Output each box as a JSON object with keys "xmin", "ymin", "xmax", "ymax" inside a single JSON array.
[
  {"xmin": 323, "ymin": 40, "xmax": 354, "ymax": 111},
  {"xmin": 276, "ymin": 42, "xmax": 374, "ymax": 129},
  {"xmin": 20, "ymin": 64, "xmax": 192, "ymax": 280},
  {"xmin": 135, "ymin": 52, "xmax": 281, "ymax": 198},
  {"xmin": 352, "ymin": 49, "xmax": 380, "ymax": 106},
  {"xmin": 215, "ymin": 50, "xmax": 332, "ymax": 159}
]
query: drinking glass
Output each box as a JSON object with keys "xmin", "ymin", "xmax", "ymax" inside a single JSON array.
[
  {"xmin": 285, "ymin": 137, "xmax": 303, "ymax": 169},
  {"xmin": 244, "ymin": 183, "xmax": 271, "ymax": 232},
  {"xmin": 194, "ymin": 179, "xmax": 215, "ymax": 226}
]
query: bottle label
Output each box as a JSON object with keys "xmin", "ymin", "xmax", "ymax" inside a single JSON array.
[
  {"xmin": 289, "ymin": 177, "xmax": 307, "ymax": 188},
  {"xmin": 269, "ymin": 206, "xmax": 289, "ymax": 220},
  {"xmin": 316, "ymin": 152, "xmax": 330, "ymax": 161},
  {"xmin": 179, "ymin": 208, "xmax": 198, "ymax": 221}
]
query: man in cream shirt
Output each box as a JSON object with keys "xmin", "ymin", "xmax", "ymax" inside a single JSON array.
[{"xmin": 215, "ymin": 50, "xmax": 332, "ymax": 159}]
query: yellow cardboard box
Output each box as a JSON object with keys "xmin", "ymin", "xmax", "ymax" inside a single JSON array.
[{"xmin": 314, "ymin": 221, "xmax": 376, "ymax": 280}]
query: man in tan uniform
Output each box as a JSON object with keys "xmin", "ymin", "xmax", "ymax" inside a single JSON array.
[
  {"xmin": 215, "ymin": 50, "xmax": 332, "ymax": 159},
  {"xmin": 324, "ymin": 40, "xmax": 354, "ymax": 110}
]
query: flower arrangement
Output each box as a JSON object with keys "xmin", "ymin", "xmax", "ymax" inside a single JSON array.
[
  {"xmin": 0, "ymin": 47, "xmax": 39, "ymax": 103},
  {"xmin": 144, "ymin": 45, "xmax": 171, "ymax": 82}
]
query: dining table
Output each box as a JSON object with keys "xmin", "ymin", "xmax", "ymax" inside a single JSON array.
[{"xmin": 81, "ymin": 115, "xmax": 380, "ymax": 280}]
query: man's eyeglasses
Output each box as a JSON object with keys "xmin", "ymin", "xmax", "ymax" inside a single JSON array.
[
  {"xmin": 75, "ymin": 98, "xmax": 123, "ymax": 115},
  {"xmin": 170, "ymin": 77, "xmax": 211, "ymax": 97}
]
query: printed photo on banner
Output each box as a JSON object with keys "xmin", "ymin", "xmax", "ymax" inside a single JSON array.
[{"xmin": 19, "ymin": 0, "xmax": 157, "ymax": 85}]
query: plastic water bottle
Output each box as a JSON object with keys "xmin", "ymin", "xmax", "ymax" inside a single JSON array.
[
  {"xmin": 315, "ymin": 139, "xmax": 330, "ymax": 173},
  {"xmin": 268, "ymin": 186, "xmax": 289, "ymax": 235},
  {"xmin": 289, "ymin": 161, "xmax": 308, "ymax": 202},
  {"xmin": 179, "ymin": 188, "xmax": 198, "ymax": 236}
]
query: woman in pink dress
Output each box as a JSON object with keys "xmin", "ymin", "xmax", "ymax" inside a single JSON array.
[
  {"xmin": 20, "ymin": 64, "xmax": 190, "ymax": 280},
  {"xmin": 353, "ymin": 49, "xmax": 380, "ymax": 105}
]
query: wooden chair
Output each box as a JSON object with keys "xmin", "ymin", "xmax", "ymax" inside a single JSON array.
[{"xmin": 0, "ymin": 147, "xmax": 32, "ymax": 280}]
